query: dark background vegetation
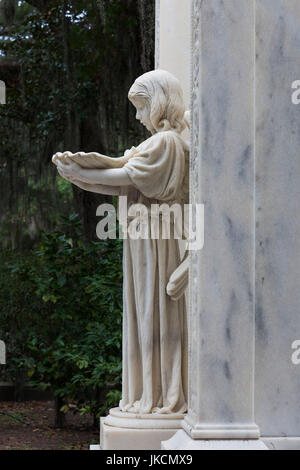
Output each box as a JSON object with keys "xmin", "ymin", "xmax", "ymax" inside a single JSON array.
[{"xmin": 0, "ymin": 0, "xmax": 154, "ymax": 427}]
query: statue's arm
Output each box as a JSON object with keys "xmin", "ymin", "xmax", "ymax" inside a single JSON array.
[
  {"xmin": 76, "ymin": 167, "xmax": 131, "ymax": 187},
  {"xmin": 166, "ymin": 252, "xmax": 189, "ymax": 301},
  {"xmin": 70, "ymin": 179, "xmax": 120, "ymax": 195},
  {"xmin": 56, "ymin": 156, "xmax": 131, "ymax": 187},
  {"xmin": 56, "ymin": 166, "xmax": 121, "ymax": 195}
]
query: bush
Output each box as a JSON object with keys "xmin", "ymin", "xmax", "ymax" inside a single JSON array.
[{"xmin": 0, "ymin": 214, "xmax": 123, "ymax": 426}]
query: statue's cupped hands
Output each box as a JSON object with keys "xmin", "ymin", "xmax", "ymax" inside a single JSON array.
[{"xmin": 53, "ymin": 151, "xmax": 82, "ymax": 181}]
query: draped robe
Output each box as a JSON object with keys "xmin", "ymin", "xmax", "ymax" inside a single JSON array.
[{"xmin": 119, "ymin": 130, "xmax": 188, "ymax": 414}]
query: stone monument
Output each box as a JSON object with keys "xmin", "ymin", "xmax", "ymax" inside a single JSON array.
[
  {"xmin": 158, "ymin": 0, "xmax": 300, "ymax": 451},
  {"xmin": 54, "ymin": 0, "xmax": 300, "ymax": 451},
  {"xmin": 53, "ymin": 69, "xmax": 191, "ymax": 450}
]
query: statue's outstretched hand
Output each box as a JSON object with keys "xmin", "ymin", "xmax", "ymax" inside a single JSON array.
[
  {"xmin": 166, "ymin": 255, "xmax": 189, "ymax": 301},
  {"xmin": 53, "ymin": 152, "xmax": 81, "ymax": 181}
]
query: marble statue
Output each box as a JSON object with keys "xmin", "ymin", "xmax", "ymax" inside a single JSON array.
[{"xmin": 52, "ymin": 70, "xmax": 189, "ymax": 415}]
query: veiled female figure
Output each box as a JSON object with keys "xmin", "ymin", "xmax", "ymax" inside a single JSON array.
[{"xmin": 53, "ymin": 70, "xmax": 189, "ymax": 415}]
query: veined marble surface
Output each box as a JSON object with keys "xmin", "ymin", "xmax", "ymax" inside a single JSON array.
[
  {"xmin": 155, "ymin": 0, "xmax": 191, "ymax": 108},
  {"xmin": 159, "ymin": 0, "xmax": 300, "ymax": 441},
  {"xmin": 255, "ymin": 0, "xmax": 300, "ymax": 437},
  {"xmin": 186, "ymin": 0, "xmax": 258, "ymax": 438}
]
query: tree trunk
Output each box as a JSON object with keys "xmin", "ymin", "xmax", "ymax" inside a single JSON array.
[
  {"xmin": 14, "ymin": 369, "xmax": 26, "ymax": 402},
  {"xmin": 54, "ymin": 395, "xmax": 66, "ymax": 428},
  {"xmin": 76, "ymin": 104, "xmax": 113, "ymax": 241}
]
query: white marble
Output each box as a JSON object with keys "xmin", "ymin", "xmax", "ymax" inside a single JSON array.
[
  {"xmin": 162, "ymin": 431, "xmax": 268, "ymax": 450},
  {"xmin": 161, "ymin": 0, "xmax": 300, "ymax": 448},
  {"xmin": 58, "ymin": 0, "xmax": 300, "ymax": 450},
  {"xmin": 155, "ymin": 0, "xmax": 191, "ymax": 109},
  {"xmin": 101, "ymin": 422, "xmax": 178, "ymax": 451},
  {"xmin": 104, "ymin": 407, "xmax": 184, "ymax": 429},
  {"xmin": 179, "ymin": 0, "xmax": 260, "ymax": 441},
  {"xmin": 90, "ymin": 445, "xmax": 101, "ymax": 451},
  {"xmin": 154, "ymin": 0, "xmax": 300, "ymax": 447},
  {"xmin": 254, "ymin": 0, "xmax": 300, "ymax": 438},
  {"xmin": 100, "ymin": 409, "xmax": 182, "ymax": 450},
  {"xmin": 263, "ymin": 438, "xmax": 300, "ymax": 451}
]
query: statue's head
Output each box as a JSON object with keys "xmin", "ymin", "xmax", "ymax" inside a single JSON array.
[{"xmin": 128, "ymin": 70, "xmax": 186, "ymax": 134}]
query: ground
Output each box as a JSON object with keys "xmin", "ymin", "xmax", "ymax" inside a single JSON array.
[{"xmin": 0, "ymin": 401, "xmax": 99, "ymax": 450}]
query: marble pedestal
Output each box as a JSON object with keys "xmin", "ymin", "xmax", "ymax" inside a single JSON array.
[
  {"xmin": 162, "ymin": 431, "xmax": 268, "ymax": 450},
  {"xmin": 100, "ymin": 408, "xmax": 183, "ymax": 450}
]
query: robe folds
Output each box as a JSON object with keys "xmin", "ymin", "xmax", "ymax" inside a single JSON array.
[
  {"xmin": 52, "ymin": 130, "xmax": 189, "ymax": 414},
  {"xmin": 119, "ymin": 130, "xmax": 189, "ymax": 414}
]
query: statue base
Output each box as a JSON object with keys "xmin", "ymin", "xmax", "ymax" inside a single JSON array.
[
  {"xmin": 100, "ymin": 407, "xmax": 184, "ymax": 450},
  {"xmin": 161, "ymin": 430, "xmax": 269, "ymax": 450}
]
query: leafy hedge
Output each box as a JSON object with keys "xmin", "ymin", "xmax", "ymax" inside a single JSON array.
[{"xmin": 0, "ymin": 215, "xmax": 123, "ymax": 426}]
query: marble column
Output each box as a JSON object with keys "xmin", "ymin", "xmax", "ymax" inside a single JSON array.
[
  {"xmin": 155, "ymin": 0, "xmax": 191, "ymax": 109},
  {"xmin": 255, "ymin": 0, "xmax": 300, "ymax": 444},
  {"xmin": 163, "ymin": 0, "xmax": 267, "ymax": 450}
]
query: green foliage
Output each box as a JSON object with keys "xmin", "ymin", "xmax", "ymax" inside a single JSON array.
[
  {"xmin": 0, "ymin": 0, "xmax": 154, "ymax": 248},
  {"xmin": 0, "ymin": 215, "xmax": 123, "ymax": 420}
]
